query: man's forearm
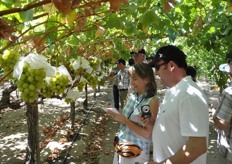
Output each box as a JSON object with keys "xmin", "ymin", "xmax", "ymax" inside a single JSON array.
[{"xmin": 160, "ymin": 137, "xmax": 207, "ymax": 164}]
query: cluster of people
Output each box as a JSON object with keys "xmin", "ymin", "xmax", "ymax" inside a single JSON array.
[
  {"xmin": 107, "ymin": 45, "xmax": 232, "ymax": 164},
  {"xmin": 109, "ymin": 48, "xmax": 148, "ymax": 112}
]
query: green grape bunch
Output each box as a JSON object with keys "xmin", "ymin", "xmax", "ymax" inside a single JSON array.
[
  {"xmin": 17, "ymin": 63, "xmax": 46, "ymax": 103},
  {"xmin": 65, "ymin": 97, "xmax": 72, "ymax": 104},
  {"xmin": 86, "ymin": 75, "xmax": 98, "ymax": 89},
  {"xmin": 40, "ymin": 80, "xmax": 54, "ymax": 98},
  {"xmin": 89, "ymin": 58, "xmax": 100, "ymax": 71},
  {"xmin": 77, "ymin": 80, "xmax": 87, "ymax": 92},
  {"xmin": 49, "ymin": 72, "xmax": 70, "ymax": 95},
  {"xmin": 0, "ymin": 47, "xmax": 21, "ymax": 79}
]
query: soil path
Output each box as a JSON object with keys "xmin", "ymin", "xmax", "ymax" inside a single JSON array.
[{"xmin": 0, "ymin": 80, "xmax": 219, "ymax": 163}]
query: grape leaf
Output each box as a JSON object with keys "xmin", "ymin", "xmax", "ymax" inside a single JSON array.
[{"xmin": 19, "ymin": 9, "xmax": 33, "ymax": 22}]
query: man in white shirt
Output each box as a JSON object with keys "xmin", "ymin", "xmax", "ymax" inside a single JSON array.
[{"xmin": 147, "ymin": 45, "xmax": 209, "ymax": 164}]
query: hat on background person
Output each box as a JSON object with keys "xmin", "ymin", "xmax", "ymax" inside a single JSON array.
[
  {"xmin": 128, "ymin": 58, "xmax": 135, "ymax": 66},
  {"xmin": 116, "ymin": 58, "xmax": 126, "ymax": 65},
  {"xmin": 130, "ymin": 51, "xmax": 136, "ymax": 55},
  {"xmin": 136, "ymin": 48, "xmax": 146, "ymax": 55}
]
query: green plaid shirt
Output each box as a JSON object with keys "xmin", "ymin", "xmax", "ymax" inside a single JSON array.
[
  {"xmin": 215, "ymin": 86, "xmax": 232, "ymax": 161},
  {"xmin": 118, "ymin": 92, "xmax": 154, "ymax": 156}
]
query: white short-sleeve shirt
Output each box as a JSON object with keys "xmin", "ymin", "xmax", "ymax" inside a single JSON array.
[{"xmin": 152, "ymin": 76, "xmax": 209, "ymax": 163}]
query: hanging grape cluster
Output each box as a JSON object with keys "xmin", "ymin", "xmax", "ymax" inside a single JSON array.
[
  {"xmin": 0, "ymin": 48, "xmax": 20, "ymax": 79},
  {"xmin": 49, "ymin": 72, "xmax": 70, "ymax": 95},
  {"xmin": 88, "ymin": 59, "xmax": 105, "ymax": 88},
  {"xmin": 77, "ymin": 80, "xmax": 87, "ymax": 92},
  {"xmin": 41, "ymin": 71, "xmax": 70, "ymax": 98},
  {"xmin": 85, "ymin": 73, "xmax": 98, "ymax": 89},
  {"xmin": 69, "ymin": 57, "xmax": 106, "ymax": 93},
  {"xmin": 71, "ymin": 67, "xmax": 87, "ymax": 92},
  {"xmin": 40, "ymin": 81, "xmax": 53, "ymax": 98},
  {"xmin": 17, "ymin": 63, "xmax": 46, "ymax": 103}
]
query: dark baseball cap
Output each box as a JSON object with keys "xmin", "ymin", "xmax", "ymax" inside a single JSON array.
[
  {"xmin": 116, "ymin": 58, "xmax": 126, "ymax": 65},
  {"xmin": 154, "ymin": 45, "xmax": 187, "ymax": 69},
  {"xmin": 136, "ymin": 48, "xmax": 146, "ymax": 55}
]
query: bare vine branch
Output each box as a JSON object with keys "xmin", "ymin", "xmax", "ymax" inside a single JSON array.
[{"xmin": 0, "ymin": 0, "xmax": 51, "ymax": 16}]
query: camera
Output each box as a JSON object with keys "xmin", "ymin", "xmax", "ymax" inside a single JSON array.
[{"xmin": 141, "ymin": 105, "xmax": 151, "ymax": 118}]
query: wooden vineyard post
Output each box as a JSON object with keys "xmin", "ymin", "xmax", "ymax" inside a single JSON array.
[
  {"xmin": 70, "ymin": 100, "xmax": 75, "ymax": 130},
  {"xmin": 25, "ymin": 102, "xmax": 40, "ymax": 164},
  {"xmin": 83, "ymin": 83, "xmax": 88, "ymax": 110}
]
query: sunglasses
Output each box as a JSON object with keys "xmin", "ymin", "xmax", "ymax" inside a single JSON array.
[{"xmin": 155, "ymin": 62, "xmax": 167, "ymax": 71}]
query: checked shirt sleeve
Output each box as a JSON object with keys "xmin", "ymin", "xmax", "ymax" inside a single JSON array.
[{"xmin": 215, "ymin": 87, "xmax": 232, "ymax": 124}]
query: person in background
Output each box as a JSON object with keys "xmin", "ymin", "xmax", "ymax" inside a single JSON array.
[
  {"xmin": 128, "ymin": 49, "xmax": 148, "ymax": 94},
  {"xmin": 146, "ymin": 45, "xmax": 209, "ymax": 164},
  {"xmin": 107, "ymin": 63, "xmax": 159, "ymax": 164},
  {"xmin": 227, "ymin": 52, "xmax": 232, "ymax": 62},
  {"xmin": 116, "ymin": 59, "xmax": 130, "ymax": 110},
  {"xmin": 108, "ymin": 66, "xmax": 120, "ymax": 111},
  {"xmin": 133, "ymin": 48, "xmax": 147, "ymax": 64},
  {"xmin": 113, "ymin": 76, "xmax": 120, "ymax": 111},
  {"xmin": 107, "ymin": 67, "xmax": 119, "ymax": 110},
  {"xmin": 213, "ymin": 52, "xmax": 232, "ymax": 164},
  {"xmin": 146, "ymin": 56, "xmax": 154, "ymax": 64},
  {"xmin": 226, "ymin": 52, "xmax": 232, "ymax": 86},
  {"xmin": 128, "ymin": 58, "xmax": 135, "ymax": 66},
  {"xmin": 186, "ymin": 65, "xmax": 197, "ymax": 82}
]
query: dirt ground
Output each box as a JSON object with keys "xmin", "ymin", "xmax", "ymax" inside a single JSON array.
[{"xmin": 0, "ymin": 80, "xmax": 220, "ymax": 164}]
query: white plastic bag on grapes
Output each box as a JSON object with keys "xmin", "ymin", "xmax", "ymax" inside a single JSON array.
[
  {"xmin": 55, "ymin": 65, "xmax": 72, "ymax": 81},
  {"xmin": 13, "ymin": 53, "xmax": 55, "ymax": 80},
  {"xmin": 79, "ymin": 76, "xmax": 87, "ymax": 83},
  {"xmin": 72, "ymin": 56, "xmax": 93, "ymax": 74},
  {"xmin": 66, "ymin": 89, "xmax": 80, "ymax": 100}
]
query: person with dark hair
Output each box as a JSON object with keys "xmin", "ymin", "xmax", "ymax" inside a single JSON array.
[
  {"xmin": 130, "ymin": 51, "xmax": 136, "ymax": 56},
  {"xmin": 186, "ymin": 65, "xmax": 197, "ymax": 82},
  {"xmin": 219, "ymin": 52, "xmax": 232, "ymax": 86},
  {"xmin": 146, "ymin": 45, "xmax": 209, "ymax": 164},
  {"xmin": 213, "ymin": 52, "xmax": 232, "ymax": 163},
  {"xmin": 107, "ymin": 63, "xmax": 159, "ymax": 164},
  {"xmin": 227, "ymin": 53, "xmax": 232, "ymax": 79},
  {"xmin": 128, "ymin": 58, "xmax": 135, "ymax": 66},
  {"xmin": 226, "ymin": 52, "xmax": 232, "ymax": 63},
  {"xmin": 116, "ymin": 59, "xmax": 130, "ymax": 110}
]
